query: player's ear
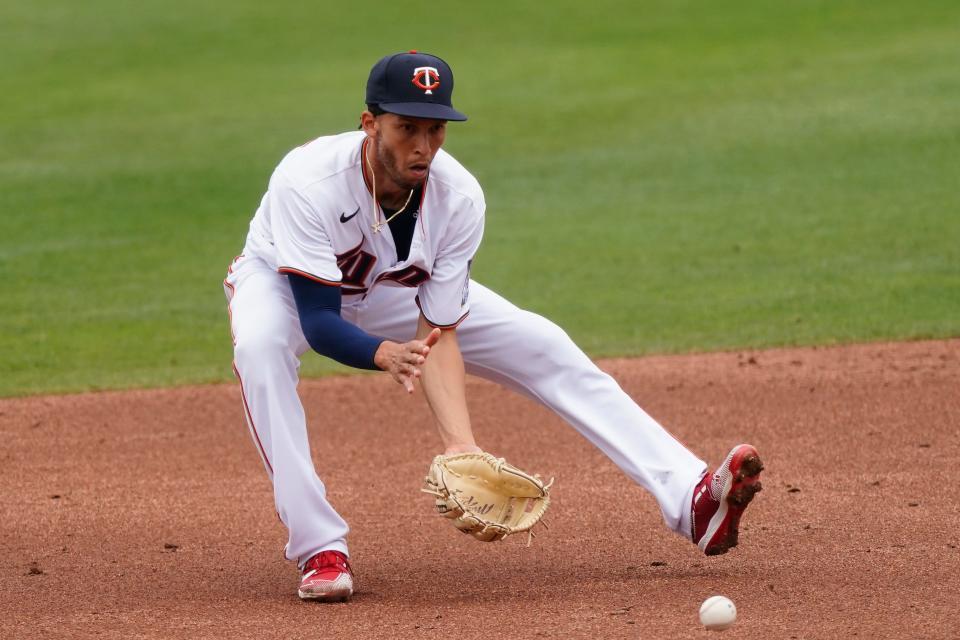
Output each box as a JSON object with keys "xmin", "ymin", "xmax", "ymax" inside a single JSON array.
[{"xmin": 360, "ymin": 110, "xmax": 378, "ymax": 136}]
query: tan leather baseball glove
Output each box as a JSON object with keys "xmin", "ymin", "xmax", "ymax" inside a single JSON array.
[{"xmin": 422, "ymin": 452, "xmax": 553, "ymax": 544}]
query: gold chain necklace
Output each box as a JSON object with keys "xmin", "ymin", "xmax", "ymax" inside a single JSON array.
[{"xmin": 365, "ymin": 143, "xmax": 414, "ymax": 234}]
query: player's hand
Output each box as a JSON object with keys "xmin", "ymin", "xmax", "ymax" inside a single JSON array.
[{"xmin": 374, "ymin": 328, "xmax": 442, "ymax": 393}]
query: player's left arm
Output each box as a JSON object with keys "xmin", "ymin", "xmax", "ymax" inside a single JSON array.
[
  {"xmin": 415, "ymin": 314, "xmax": 480, "ymax": 455},
  {"xmin": 416, "ymin": 189, "xmax": 485, "ymax": 453}
]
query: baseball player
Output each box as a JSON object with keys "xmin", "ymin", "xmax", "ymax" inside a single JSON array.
[{"xmin": 223, "ymin": 51, "xmax": 763, "ymax": 602}]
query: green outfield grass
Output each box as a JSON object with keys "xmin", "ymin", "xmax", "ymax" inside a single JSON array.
[{"xmin": 2, "ymin": 1, "xmax": 958, "ymax": 396}]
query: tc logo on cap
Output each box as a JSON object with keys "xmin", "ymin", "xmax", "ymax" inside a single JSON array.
[{"xmin": 412, "ymin": 66, "xmax": 440, "ymax": 95}]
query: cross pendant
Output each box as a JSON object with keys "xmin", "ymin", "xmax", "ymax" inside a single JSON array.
[{"xmin": 371, "ymin": 222, "xmax": 383, "ymax": 233}]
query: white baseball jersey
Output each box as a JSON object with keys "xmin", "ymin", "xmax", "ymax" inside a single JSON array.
[
  {"xmin": 225, "ymin": 129, "xmax": 706, "ymax": 568},
  {"xmin": 244, "ymin": 130, "xmax": 484, "ymax": 328}
]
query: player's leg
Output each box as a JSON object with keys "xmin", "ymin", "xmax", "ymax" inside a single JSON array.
[
  {"xmin": 224, "ymin": 255, "xmax": 350, "ymax": 565},
  {"xmin": 351, "ymin": 282, "xmax": 704, "ymax": 535},
  {"xmin": 455, "ymin": 282, "xmax": 708, "ymax": 536},
  {"xmin": 353, "ymin": 283, "xmax": 761, "ymax": 552}
]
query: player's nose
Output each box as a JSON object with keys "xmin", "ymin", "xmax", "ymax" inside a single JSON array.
[{"xmin": 412, "ymin": 129, "xmax": 431, "ymax": 156}]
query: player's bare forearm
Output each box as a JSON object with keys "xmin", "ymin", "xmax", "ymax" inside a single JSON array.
[{"xmin": 416, "ymin": 314, "xmax": 480, "ymax": 455}]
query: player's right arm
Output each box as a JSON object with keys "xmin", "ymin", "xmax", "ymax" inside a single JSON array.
[
  {"xmin": 266, "ymin": 167, "xmax": 436, "ymax": 392},
  {"xmin": 287, "ymin": 274, "xmax": 438, "ymax": 393}
]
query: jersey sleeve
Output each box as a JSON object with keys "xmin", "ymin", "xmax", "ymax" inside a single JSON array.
[
  {"xmin": 416, "ymin": 196, "xmax": 485, "ymax": 328},
  {"xmin": 268, "ymin": 170, "xmax": 342, "ymax": 285}
]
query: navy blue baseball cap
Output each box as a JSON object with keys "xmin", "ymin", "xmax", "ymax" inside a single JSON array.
[{"xmin": 365, "ymin": 51, "xmax": 467, "ymax": 121}]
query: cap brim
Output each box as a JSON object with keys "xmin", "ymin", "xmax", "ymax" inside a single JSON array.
[{"xmin": 378, "ymin": 102, "xmax": 467, "ymax": 122}]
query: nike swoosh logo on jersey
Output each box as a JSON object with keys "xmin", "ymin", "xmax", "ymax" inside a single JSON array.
[{"xmin": 339, "ymin": 207, "xmax": 360, "ymax": 223}]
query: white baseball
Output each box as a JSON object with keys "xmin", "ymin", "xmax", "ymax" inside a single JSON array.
[{"xmin": 699, "ymin": 595, "xmax": 737, "ymax": 631}]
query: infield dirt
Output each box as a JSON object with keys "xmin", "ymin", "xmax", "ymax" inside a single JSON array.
[{"xmin": 2, "ymin": 339, "xmax": 957, "ymax": 639}]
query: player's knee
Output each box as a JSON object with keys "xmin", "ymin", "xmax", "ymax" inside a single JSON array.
[
  {"xmin": 512, "ymin": 312, "xmax": 582, "ymax": 363},
  {"xmin": 519, "ymin": 311, "xmax": 574, "ymax": 349},
  {"xmin": 234, "ymin": 329, "xmax": 293, "ymax": 368}
]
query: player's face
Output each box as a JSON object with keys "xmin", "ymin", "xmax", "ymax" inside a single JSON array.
[{"xmin": 374, "ymin": 114, "xmax": 446, "ymax": 190}]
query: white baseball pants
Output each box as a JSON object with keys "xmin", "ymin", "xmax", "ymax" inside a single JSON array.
[{"xmin": 225, "ymin": 255, "xmax": 706, "ymax": 565}]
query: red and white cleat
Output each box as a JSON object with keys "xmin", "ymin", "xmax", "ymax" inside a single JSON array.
[
  {"xmin": 691, "ymin": 444, "xmax": 764, "ymax": 556},
  {"xmin": 298, "ymin": 550, "xmax": 354, "ymax": 602}
]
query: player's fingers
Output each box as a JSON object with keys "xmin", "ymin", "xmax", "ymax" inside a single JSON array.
[
  {"xmin": 391, "ymin": 368, "xmax": 415, "ymax": 393},
  {"xmin": 423, "ymin": 328, "xmax": 442, "ymax": 348},
  {"xmin": 400, "ymin": 367, "xmax": 421, "ymax": 393},
  {"xmin": 396, "ymin": 363, "xmax": 421, "ymax": 379},
  {"xmin": 399, "ymin": 351, "xmax": 425, "ymax": 365},
  {"xmin": 405, "ymin": 340, "xmax": 430, "ymax": 357}
]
